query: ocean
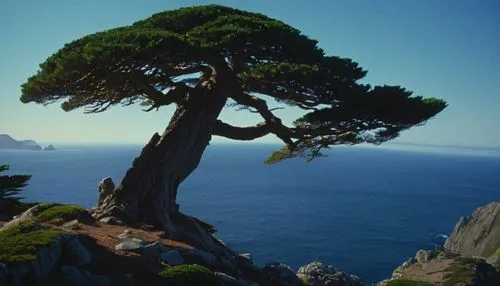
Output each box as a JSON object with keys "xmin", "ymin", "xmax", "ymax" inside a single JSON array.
[{"xmin": 1, "ymin": 144, "xmax": 499, "ymax": 283}]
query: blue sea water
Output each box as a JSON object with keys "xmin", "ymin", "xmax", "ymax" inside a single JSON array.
[{"xmin": 1, "ymin": 144, "xmax": 499, "ymax": 283}]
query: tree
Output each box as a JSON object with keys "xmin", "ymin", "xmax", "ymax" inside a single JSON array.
[
  {"xmin": 21, "ymin": 5, "xmax": 446, "ymax": 238},
  {"xmin": 0, "ymin": 165, "xmax": 31, "ymax": 218}
]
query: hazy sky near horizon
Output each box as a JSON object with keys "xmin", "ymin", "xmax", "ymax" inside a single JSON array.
[{"xmin": 0, "ymin": 0, "xmax": 499, "ymax": 147}]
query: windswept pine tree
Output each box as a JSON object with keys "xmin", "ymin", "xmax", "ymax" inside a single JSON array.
[{"xmin": 21, "ymin": 5, "xmax": 446, "ymax": 250}]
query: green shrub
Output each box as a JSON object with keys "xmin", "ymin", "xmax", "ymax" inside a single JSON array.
[
  {"xmin": 386, "ymin": 280, "xmax": 434, "ymax": 286},
  {"xmin": 0, "ymin": 221, "xmax": 61, "ymax": 263},
  {"xmin": 36, "ymin": 205, "xmax": 89, "ymax": 222},
  {"xmin": 159, "ymin": 264, "xmax": 223, "ymax": 286},
  {"xmin": 0, "ymin": 165, "xmax": 32, "ymax": 219}
]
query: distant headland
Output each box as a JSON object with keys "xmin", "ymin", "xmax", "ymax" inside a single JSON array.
[{"xmin": 0, "ymin": 134, "xmax": 55, "ymax": 151}]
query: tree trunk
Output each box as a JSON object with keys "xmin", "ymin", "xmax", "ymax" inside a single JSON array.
[
  {"xmin": 93, "ymin": 80, "xmax": 227, "ymax": 232},
  {"xmin": 91, "ymin": 65, "xmax": 259, "ymax": 274}
]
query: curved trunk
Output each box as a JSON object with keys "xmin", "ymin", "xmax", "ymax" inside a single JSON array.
[
  {"xmin": 93, "ymin": 82, "xmax": 227, "ymax": 231},
  {"xmin": 91, "ymin": 65, "xmax": 259, "ymax": 274}
]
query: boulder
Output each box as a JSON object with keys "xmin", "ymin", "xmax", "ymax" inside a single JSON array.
[
  {"xmin": 115, "ymin": 237, "xmax": 146, "ymax": 251},
  {"xmin": 1, "ymin": 204, "xmax": 45, "ymax": 229},
  {"xmin": 444, "ymin": 201, "xmax": 500, "ymax": 258},
  {"xmin": 60, "ymin": 266, "xmax": 110, "ymax": 286},
  {"xmin": 262, "ymin": 262, "xmax": 302, "ymax": 286},
  {"xmin": 99, "ymin": 216, "xmax": 123, "ymax": 225},
  {"xmin": 61, "ymin": 219, "xmax": 81, "ymax": 230},
  {"xmin": 117, "ymin": 229, "xmax": 132, "ymax": 240},
  {"xmin": 98, "ymin": 177, "xmax": 115, "ymax": 204},
  {"xmin": 414, "ymin": 249, "xmax": 430, "ymax": 263},
  {"xmin": 297, "ymin": 261, "xmax": 364, "ymax": 286}
]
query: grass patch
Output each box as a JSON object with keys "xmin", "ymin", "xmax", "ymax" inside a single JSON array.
[
  {"xmin": 36, "ymin": 204, "xmax": 90, "ymax": 222},
  {"xmin": 159, "ymin": 264, "xmax": 223, "ymax": 286},
  {"xmin": 0, "ymin": 221, "xmax": 61, "ymax": 263},
  {"xmin": 386, "ymin": 280, "xmax": 434, "ymax": 286}
]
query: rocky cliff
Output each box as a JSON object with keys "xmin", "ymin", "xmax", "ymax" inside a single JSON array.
[{"xmin": 444, "ymin": 202, "xmax": 500, "ymax": 259}]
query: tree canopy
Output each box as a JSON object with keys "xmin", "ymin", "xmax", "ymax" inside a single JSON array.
[{"xmin": 21, "ymin": 5, "xmax": 446, "ymax": 162}]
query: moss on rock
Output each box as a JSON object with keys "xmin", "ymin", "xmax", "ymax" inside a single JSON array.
[
  {"xmin": 159, "ymin": 264, "xmax": 223, "ymax": 286},
  {"xmin": 0, "ymin": 221, "xmax": 61, "ymax": 263},
  {"xmin": 36, "ymin": 205, "xmax": 90, "ymax": 223}
]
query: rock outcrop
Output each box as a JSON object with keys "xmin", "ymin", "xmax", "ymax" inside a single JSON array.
[
  {"xmin": 444, "ymin": 202, "xmax": 500, "ymax": 258},
  {"xmin": 297, "ymin": 261, "xmax": 364, "ymax": 286},
  {"xmin": 379, "ymin": 250, "xmax": 500, "ymax": 286}
]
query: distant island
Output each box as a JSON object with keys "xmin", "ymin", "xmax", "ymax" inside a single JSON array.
[
  {"xmin": 0, "ymin": 134, "xmax": 55, "ymax": 151},
  {"xmin": 42, "ymin": 144, "xmax": 56, "ymax": 151}
]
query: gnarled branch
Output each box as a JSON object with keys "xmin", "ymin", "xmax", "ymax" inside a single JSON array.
[{"xmin": 213, "ymin": 120, "xmax": 271, "ymax": 140}]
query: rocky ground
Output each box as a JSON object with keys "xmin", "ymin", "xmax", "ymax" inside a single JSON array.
[
  {"xmin": 1, "ymin": 201, "xmax": 499, "ymax": 286},
  {"xmin": 0, "ymin": 204, "xmax": 364, "ymax": 286}
]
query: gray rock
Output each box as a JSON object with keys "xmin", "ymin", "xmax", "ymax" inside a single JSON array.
[
  {"xmin": 160, "ymin": 250, "xmax": 184, "ymax": 266},
  {"xmin": 239, "ymin": 253, "xmax": 253, "ymax": 263},
  {"xmin": 98, "ymin": 177, "xmax": 115, "ymax": 204},
  {"xmin": 297, "ymin": 261, "xmax": 365, "ymax": 286},
  {"xmin": 62, "ymin": 235, "xmax": 92, "ymax": 266},
  {"xmin": 187, "ymin": 248, "xmax": 216, "ymax": 265},
  {"xmin": 262, "ymin": 262, "xmax": 302, "ymax": 286},
  {"xmin": 118, "ymin": 229, "xmax": 132, "ymax": 240},
  {"xmin": 99, "ymin": 216, "xmax": 123, "ymax": 225},
  {"xmin": 215, "ymin": 272, "xmax": 238, "ymax": 285},
  {"xmin": 61, "ymin": 219, "xmax": 81, "ymax": 230},
  {"xmin": 60, "ymin": 266, "xmax": 110, "ymax": 286},
  {"xmin": 137, "ymin": 242, "xmax": 173, "ymax": 257},
  {"xmin": 414, "ymin": 249, "xmax": 430, "ymax": 263},
  {"xmin": 1, "ymin": 204, "xmax": 45, "ymax": 229},
  {"xmin": 115, "ymin": 238, "xmax": 146, "ymax": 251}
]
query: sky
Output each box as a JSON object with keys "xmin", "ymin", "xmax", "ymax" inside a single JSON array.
[{"xmin": 0, "ymin": 0, "xmax": 499, "ymax": 147}]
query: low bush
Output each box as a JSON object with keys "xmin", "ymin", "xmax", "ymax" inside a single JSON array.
[
  {"xmin": 159, "ymin": 264, "xmax": 223, "ymax": 286},
  {"xmin": 0, "ymin": 221, "xmax": 61, "ymax": 263},
  {"xmin": 36, "ymin": 205, "xmax": 90, "ymax": 222}
]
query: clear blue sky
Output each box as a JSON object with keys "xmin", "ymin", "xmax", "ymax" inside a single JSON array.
[{"xmin": 1, "ymin": 0, "xmax": 499, "ymax": 147}]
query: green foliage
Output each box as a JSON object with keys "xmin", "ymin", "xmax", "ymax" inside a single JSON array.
[
  {"xmin": 158, "ymin": 264, "xmax": 223, "ymax": 286},
  {"xmin": 0, "ymin": 165, "xmax": 32, "ymax": 219},
  {"xmin": 21, "ymin": 4, "xmax": 447, "ymax": 161},
  {"xmin": 0, "ymin": 165, "xmax": 31, "ymax": 200},
  {"xmin": 386, "ymin": 280, "xmax": 434, "ymax": 286},
  {"xmin": 0, "ymin": 222, "xmax": 61, "ymax": 263},
  {"xmin": 36, "ymin": 205, "xmax": 89, "ymax": 222}
]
